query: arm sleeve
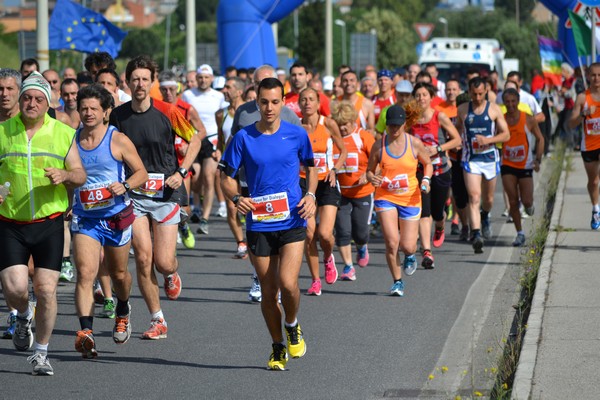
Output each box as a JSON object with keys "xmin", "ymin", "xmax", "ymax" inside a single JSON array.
[{"xmin": 219, "ymin": 132, "xmax": 243, "ymax": 177}]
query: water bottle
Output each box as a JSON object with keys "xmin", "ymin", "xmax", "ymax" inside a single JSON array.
[{"xmin": 0, "ymin": 182, "xmax": 10, "ymax": 198}]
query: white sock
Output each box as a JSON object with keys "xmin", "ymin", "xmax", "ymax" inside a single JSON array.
[
  {"xmin": 17, "ymin": 306, "xmax": 33, "ymax": 321},
  {"xmin": 593, "ymin": 204, "xmax": 599, "ymax": 212},
  {"xmin": 151, "ymin": 310, "xmax": 164, "ymax": 322},
  {"xmin": 284, "ymin": 319, "xmax": 298, "ymax": 328},
  {"xmin": 219, "ymin": 201, "xmax": 226, "ymax": 207},
  {"xmin": 34, "ymin": 342, "xmax": 48, "ymax": 354}
]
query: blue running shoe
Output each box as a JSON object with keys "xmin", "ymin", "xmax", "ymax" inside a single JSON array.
[
  {"xmin": 591, "ymin": 211, "xmax": 600, "ymax": 230},
  {"xmin": 2, "ymin": 313, "xmax": 17, "ymax": 339},
  {"xmin": 390, "ymin": 280, "xmax": 405, "ymax": 296},
  {"xmin": 403, "ymin": 254, "xmax": 417, "ymax": 276}
]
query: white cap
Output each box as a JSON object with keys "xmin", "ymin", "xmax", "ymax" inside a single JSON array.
[
  {"xmin": 395, "ymin": 80, "xmax": 413, "ymax": 94},
  {"xmin": 197, "ymin": 64, "xmax": 214, "ymax": 76},
  {"xmin": 212, "ymin": 76, "xmax": 226, "ymax": 90},
  {"xmin": 276, "ymin": 69, "xmax": 286, "ymax": 76},
  {"xmin": 322, "ymin": 75, "xmax": 334, "ymax": 91}
]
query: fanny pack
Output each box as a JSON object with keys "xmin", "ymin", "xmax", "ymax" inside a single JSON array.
[{"xmin": 107, "ymin": 202, "xmax": 135, "ymax": 230}]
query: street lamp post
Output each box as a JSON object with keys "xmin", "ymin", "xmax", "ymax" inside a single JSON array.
[
  {"xmin": 438, "ymin": 17, "xmax": 448, "ymax": 38},
  {"xmin": 159, "ymin": 0, "xmax": 179, "ymax": 71},
  {"xmin": 334, "ymin": 19, "xmax": 346, "ymax": 66}
]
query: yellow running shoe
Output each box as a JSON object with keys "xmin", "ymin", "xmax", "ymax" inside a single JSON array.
[
  {"xmin": 285, "ymin": 323, "xmax": 307, "ymax": 358},
  {"xmin": 267, "ymin": 343, "xmax": 288, "ymax": 370}
]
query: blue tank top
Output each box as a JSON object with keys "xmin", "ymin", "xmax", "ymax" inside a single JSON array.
[
  {"xmin": 462, "ymin": 101, "xmax": 498, "ymax": 163},
  {"xmin": 73, "ymin": 125, "xmax": 129, "ymax": 219}
]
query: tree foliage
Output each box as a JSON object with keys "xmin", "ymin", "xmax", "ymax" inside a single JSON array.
[
  {"xmin": 494, "ymin": 20, "xmax": 540, "ymax": 78},
  {"xmin": 354, "ymin": 8, "xmax": 419, "ymax": 68}
]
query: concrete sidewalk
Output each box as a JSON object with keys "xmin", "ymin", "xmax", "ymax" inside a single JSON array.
[{"xmin": 513, "ymin": 151, "xmax": 600, "ymax": 399}]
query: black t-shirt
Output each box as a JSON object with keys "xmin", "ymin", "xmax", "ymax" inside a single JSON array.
[{"xmin": 109, "ymin": 99, "xmax": 183, "ymax": 203}]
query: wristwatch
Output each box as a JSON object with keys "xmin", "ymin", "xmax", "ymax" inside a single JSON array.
[
  {"xmin": 232, "ymin": 194, "xmax": 241, "ymax": 205},
  {"xmin": 122, "ymin": 181, "xmax": 131, "ymax": 192},
  {"xmin": 436, "ymin": 145, "xmax": 443, "ymax": 154},
  {"xmin": 177, "ymin": 167, "xmax": 188, "ymax": 178},
  {"xmin": 331, "ymin": 167, "xmax": 338, "ymax": 173}
]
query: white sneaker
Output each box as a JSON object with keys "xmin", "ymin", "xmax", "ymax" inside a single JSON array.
[
  {"xmin": 248, "ymin": 275, "xmax": 262, "ymax": 302},
  {"xmin": 217, "ymin": 204, "xmax": 227, "ymax": 218}
]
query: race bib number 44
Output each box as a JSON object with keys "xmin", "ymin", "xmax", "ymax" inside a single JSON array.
[
  {"xmin": 79, "ymin": 182, "xmax": 115, "ymax": 210},
  {"xmin": 132, "ymin": 173, "xmax": 165, "ymax": 198},
  {"xmin": 251, "ymin": 192, "xmax": 290, "ymax": 223}
]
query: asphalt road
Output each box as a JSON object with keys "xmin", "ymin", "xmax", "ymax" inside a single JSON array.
[{"xmin": 0, "ymin": 178, "xmax": 545, "ymax": 399}]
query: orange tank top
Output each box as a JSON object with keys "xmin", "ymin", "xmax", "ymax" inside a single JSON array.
[
  {"xmin": 503, "ymin": 111, "xmax": 534, "ymax": 170},
  {"xmin": 374, "ymin": 133, "xmax": 421, "ymax": 207},
  {"xmin": 300, "ymin": 115, "xmax": 333, "ymax": 180},
  {"xmin": 582, "ymin": 90, "xmax": 600, "ymax": 152},
  {"xmin": 334, "ymin": 126, "xmax": 375, "ymax": 198}
]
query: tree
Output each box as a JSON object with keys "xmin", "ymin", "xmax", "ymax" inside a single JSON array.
[
  {"xmin": 494, "ymin": 20, "xmax": 540, "ymax": 81},
  {"xmin": 354, "ymin": 8, "xmax": 419, "ymax": 68}
]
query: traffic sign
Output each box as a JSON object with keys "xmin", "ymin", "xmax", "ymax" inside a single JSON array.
[
  {"xmin": 580, "ymin": 0, "xmax": 600, "ymax": 7},
  {"xmin": 413, "ymin": 23, "xmax": 435, "ymax": 42}
]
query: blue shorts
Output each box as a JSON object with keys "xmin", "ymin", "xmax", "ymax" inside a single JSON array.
[
  {"xmin": 374, "ymin": 200, "xmax": 421, "ymax": 221},
  {"xmin": 71, "ymin": 215, "xmax": 132, "ymax": 247}
]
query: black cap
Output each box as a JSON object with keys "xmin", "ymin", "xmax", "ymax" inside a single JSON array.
[{"xmin": 386, "ymin": 105, "xmax": 406, "ymax": 126}]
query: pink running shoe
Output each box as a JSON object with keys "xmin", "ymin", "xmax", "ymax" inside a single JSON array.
[
  {"xmin": 306, "ymin": 280, "xmax": 322, "ymax": 296},
  {"xmin": 432, "ymin": 228, "xmax": 445, "ymax": 248},
  {"xmin": 356, "ymin": 245, "xmax": 369, "ymax": 268},
  {"xmin": 324, "ymin": 254, "xmax": 338, "ymax": 284}
]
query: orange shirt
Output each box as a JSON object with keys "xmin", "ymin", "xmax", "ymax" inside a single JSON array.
[
  {"xmin": 338, "ymin": 95, "xmax": 367, "ymax": 129},
  {"xmin": 300, "ymin": 115, "xmax": 333, "ymax": 180},
  {"xmin": 374, "ymin": 133, "xmax": 421, "ymax": 207},
  {"xmin": 334, "ymin": 127, "xmax": 375, "ymax": 198},
  {"xmin": 503, "ymin": 111, "xmax": 535, "ymax": 170},
  {"xmin": 582, "ymin": 90, "xmax": 600, "ymax": 152}
]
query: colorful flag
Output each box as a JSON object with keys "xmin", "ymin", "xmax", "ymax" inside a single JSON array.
[
  {"xmin": 49, "ymin": 0, "xmax": 127, "ymax": 58},
  {"xmin": 537, "ymin": 36, "xmax": 563, "ymax": 87},
  {"xmin": 568, "ymin": 9, "xmax": 592, "ymax": 57}
]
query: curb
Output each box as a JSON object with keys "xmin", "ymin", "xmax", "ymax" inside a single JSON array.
[{"xmin": 510, "ymin": 155, "xmax": 568, "ymax": 400}]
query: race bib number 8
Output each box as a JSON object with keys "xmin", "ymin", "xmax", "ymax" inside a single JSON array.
[
  {"xmin": 585, "ymin": 118, "xmax": 600, "ymax": 136},
  {"xmin": 383, "ymin": 174, "xmax": 409, "ymax": 194},
  {"xmin": 335, "ymin": 152, "xmax": 359, "ymax": 173},
  {"xmin": 79, "ymin": 182, "xmax": 115, "ymax": 210},
  {"xmin": 132, "ymin": 173, "xmax": 165, "ymax": 198},
  {"xmin": 251, "ymin": 192, "xmax": 290, "ymax": 223}
]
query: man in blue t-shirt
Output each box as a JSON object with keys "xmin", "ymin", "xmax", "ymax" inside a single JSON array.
[{"xmin": 219, "ymin": 77, "xmax": 317, "ymax": 371}]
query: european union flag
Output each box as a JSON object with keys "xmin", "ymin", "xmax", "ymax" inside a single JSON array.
[{"xmin": 49, "ymin": 0, "xmax": 127, "ymax": 58}]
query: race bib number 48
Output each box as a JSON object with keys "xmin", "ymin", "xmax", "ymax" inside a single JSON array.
[
  {"xmin": 79, "ymin": 182, "xmax": 115, "ymax": 210},
  {"xmin": 251, "ymin": 192, "xmax": 290, "ymax": 223},
  {"xmin": 132, "ymin": 173, "xmax": 165, "ymax": 198}
]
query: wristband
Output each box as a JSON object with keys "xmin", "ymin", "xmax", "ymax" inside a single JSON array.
[
  {"xmin": 232, "ymin": 194, "xmax": 241, "ymax": 205},
  {"xmin": 436, "ymin": 145, "xmax": 443, "ymax": 154},
  {"xmin": 422, "ymin": 176, "xmax": 431, "ymax": 182},
  {"xmin": 305, "ymin": 192, "xmax": 316, "ymax": 201},
  {"xmin": 331, "ymin": 167, "xmax": 338, "ymax": 173},
  {"xmin": 122, "ymin": 181, "xmax": 131, "ymax": 192}
]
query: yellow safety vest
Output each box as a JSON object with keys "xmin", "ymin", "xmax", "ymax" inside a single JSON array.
[{"xmin": 0, "ymin": 113, "xmax": 75, "ymax": 221}]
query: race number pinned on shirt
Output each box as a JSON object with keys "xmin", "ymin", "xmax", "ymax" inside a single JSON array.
[
  {"xmin": 382, "ymin": 174, "xmax": 409, "ymax": 194},
  {"xmin": 313, "ymin": 152, "xmax": 328, "ymax": 174},
  {"xmin": 503, "ymin": 145, "xmax": 526, "ymax": 162},
  {"xmin": 334, "ymin": 152, "xmax": 359, "ymax": 173},
  {"xmin": 132, "ymin": 173, "xmax": 165, "ymax": 198},
  {"xmin": 79, "ymin": 182, "xmax": 115, "ymax": 210},
  {"xmin": 471, "ymin": 137, "xmax": 492, "ymax": 154},
  {"xmin": 586, "ymin": 118, "xmax": 600, "ymax": 135},
  {"xmin": 251, "ymin": 192, "xmax": 290, "ymax": 223}
]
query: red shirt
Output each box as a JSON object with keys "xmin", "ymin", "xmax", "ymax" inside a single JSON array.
[{"xmin": 285, "ymin": 91, "xmax": 331, "ymax": 118}]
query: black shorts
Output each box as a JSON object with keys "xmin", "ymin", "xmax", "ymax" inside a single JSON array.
[
  {"xmin": 581, "ymin": 148, "xmax": 600, "ymax": 163},
  {"xmin": 500, "ymin": 165, "xmax": 533, "ymax": 179},
  {"xmin": 198, "ymin": 137, "xmax": 216, "ymax": 160},
  {"xmin": 418, "ymin": 170, "xmax": 452, "ymax": 221},
  {"xmin": 0, "ymin": 215, "xmax": 64, "ymax": 272},
  {"xmin": 300, "ymin": 178, "xmax": 341, "ymax": 207},
  {"xmin": 247, "ymin": 227, "xmax": 306, "ymax": 257}
]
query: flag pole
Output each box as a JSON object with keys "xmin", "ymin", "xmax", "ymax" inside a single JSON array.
[
  {"xmin": 37, "ymin": 0, "xmax": 50, "ymax": 71},
  {"xmin": 592, "ymin": 7, "xmax": 597, "ymax": 64}
]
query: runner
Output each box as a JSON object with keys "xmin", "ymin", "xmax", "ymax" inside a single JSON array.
[
  {"xmin": 299, "ymin": 88, "xmax": 347, "ymax": 295},
  {"xmin": 367, "ymin": 104, "xmax": 432, "ymax": 295},
  {"xmin": 375, "ymin": 80, "xmax": 413, "ymax": 136},
  {"xmin": 71, "ymin": 84, "xmax": 148, "ymax": 358},
  {"xmin": 501, "ymin": 88, "xmax": 544, "ymax": 245},
  {"xmin": 570, "ymin": 62, "xmax": 600, "ymax": 229},
  {"xmin": 336, "ymin": 70, "xmax": 375, "ymax": 132},
  {"xmin": 284, "ymin": 63, "xmax": 330, "ymax": 118},
  {"xmin": 456, "ymin": 77, "xmax": 510, "ymax": 253},
  {"xmin": 216, "ymin": 76, "xmax": 248, "ymax": 258},
  {"xmin": 219, "ymin": 77, "xmax": 317, "ymax": 370},
  {"xmin": 410, "ymin": 83, "xmax": 461, "ymax": 268},
  {"xmin": 372, "ymin": 69, "xmax": 396, "ymax": 123},
  {"xmin": 109, "ymin": 55, "xmax": 201, "ymax": 340},
  {"xmin": 331, "ymin": 101, "xmax": 375, "ymax": 281},
  {"xmin": 0, "ymin": 71, "xmax": 86, "ymax": 375}
]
